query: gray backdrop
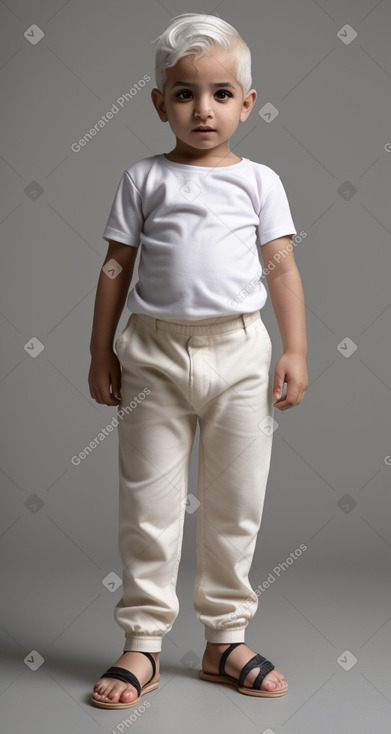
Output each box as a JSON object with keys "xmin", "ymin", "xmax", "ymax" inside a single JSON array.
[{"xmin": 1, "ymin": 0, "xmax": 390, "ymax": 732}]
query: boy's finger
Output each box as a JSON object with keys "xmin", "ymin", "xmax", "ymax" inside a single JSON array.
[
  {"xmin": 273, "ymin": 379, "xmax": 282, "ymax": 397},
  {"xmin": 273, "ymin": 379, "xmax": 287, "ymax": 400},
  {"xmin": 111, "ymin": 379, "xmax": 121, "ymax": 401}
]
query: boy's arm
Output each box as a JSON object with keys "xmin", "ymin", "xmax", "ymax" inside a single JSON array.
[
  {"xmin": 261, "ymin": 235, "xmax": 308, "ymax": 410},
  {"xmin": 88, "ymin": 240, "xmax": 138, "ymax": 405}
]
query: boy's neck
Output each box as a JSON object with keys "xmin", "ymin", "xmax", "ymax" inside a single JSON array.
[
  {"xmin": 164, "ymin": 152, "xmax": 242, "ymax": 167},
  {"xmin": 164, "ymin": 143, "xmax": 242, "ymax": 167}
]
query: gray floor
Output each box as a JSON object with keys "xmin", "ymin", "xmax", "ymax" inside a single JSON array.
[{"xmin": 1, "ymin": 550, "xmax": 390, "ymax": 732}]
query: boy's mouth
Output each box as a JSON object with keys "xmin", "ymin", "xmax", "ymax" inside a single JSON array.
[{"xmin": 192, "ymin": 126, "xmax": 216, "ymax": 134}]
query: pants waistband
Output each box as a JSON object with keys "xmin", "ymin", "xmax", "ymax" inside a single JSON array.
[{"xmin": 130, "ymin": 310, "xmax": 261, "ymax": 335}]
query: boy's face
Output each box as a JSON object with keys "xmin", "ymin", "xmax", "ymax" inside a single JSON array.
[{"xmin": 151, "ymin": 47, "xmax": 257, "ymax": 160}]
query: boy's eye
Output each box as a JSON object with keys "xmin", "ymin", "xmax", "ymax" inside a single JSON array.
[
  {"xmin": 175, "ymin": 89, "xmax": 232, "ymax": 100},
  {"xmin": 175, "ymin": 90, "xmax": 192, "ymax": 99}
]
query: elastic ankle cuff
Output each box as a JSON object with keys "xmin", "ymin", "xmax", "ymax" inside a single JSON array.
[
  {"xmin": 204, "ymin": 627, "xmax": 247, "ymax": 644},
  {"xmin": 123, "ymin": 635, "xmax": 162, "ymax": 652}
]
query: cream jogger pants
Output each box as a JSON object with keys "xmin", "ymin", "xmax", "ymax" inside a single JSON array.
[{"xmin": 113, "ymin": 309, "xmax": 274, "ymax": 652}]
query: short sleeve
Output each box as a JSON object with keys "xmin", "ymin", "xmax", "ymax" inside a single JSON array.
[
  {"xmin": 102, "ymin": 171, "xmax": 144, "ymax": 247},
  {"xmin": 257, "ymin": 175, "xmax": 297, "ymax": 247}
]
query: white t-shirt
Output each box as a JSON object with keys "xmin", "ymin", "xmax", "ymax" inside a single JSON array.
[{"xmin": 102, "ymin": 154, "xmax": 297, "ymax": 320}]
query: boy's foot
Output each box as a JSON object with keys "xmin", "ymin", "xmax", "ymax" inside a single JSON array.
[
  {"xmin": 91, "ymin": 651, "xmax": 160, "ymax": 706},
  {"xmin": 202, "ymin": 642, "xmax": 288, "ymax": 693}
]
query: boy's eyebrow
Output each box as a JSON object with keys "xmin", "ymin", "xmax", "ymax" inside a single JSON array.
[{"xmin": 170, "ymin": 81, "xmax": 237, "ymax": 90}]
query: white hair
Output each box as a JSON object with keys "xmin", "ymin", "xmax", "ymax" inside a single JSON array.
[{"xmin": 152, "ymin": 13, "xmax": 252, "ymax": 96}]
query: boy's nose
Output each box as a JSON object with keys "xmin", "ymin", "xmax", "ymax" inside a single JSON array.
[
  {"xmin": 193, "ymin": 114, "xmax": 214, "ymax": 126},
  {"xmin": 193, "ymin": 96, "xmax": 213, "ymax": 119},
  {"xmin": 194, "ymin": 111, "xmax": 213, "ymax": 121}
]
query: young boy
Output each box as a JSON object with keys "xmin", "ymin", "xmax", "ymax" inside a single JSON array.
[{"xmin": 88, "ymin": 13, "xmax": 308, "ymax": 709}]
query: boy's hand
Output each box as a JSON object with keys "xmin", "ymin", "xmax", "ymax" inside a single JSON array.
[
  {"xmin": 272, "ymin": 351, "xmax": 308, "ymax": 410},
  {"xmin": 88, "ymin": 349, "xmax": 122, "ymax": 406}
]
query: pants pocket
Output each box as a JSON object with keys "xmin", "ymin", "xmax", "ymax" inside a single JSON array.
[
  {"xmin": 256, "ymin": 318, "xmax": 272, "ymax": 360},
  {"xmin": 115, "ymin": 317, "xmax": 135, "ymax": 357}
]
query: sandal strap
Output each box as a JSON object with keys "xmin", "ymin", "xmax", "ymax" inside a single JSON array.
[
  {"xmin": 252, "ymin": 658, "xmax": 275, "ymax": 690},
  {"xmin": 101, "ymin": 652, "xmax": 157, "ymax": 695},
  {"xmin": 101, "ymin": 666, "xmax": 141, "ymax": 696},
  {"xmin": 141, "ymin": 652, "xmax": 156, "ymax": 684},
  {"xmin": 239, "ymin": 654, "xmax": 275, "ymax": 690},
  {"xmin": 219, "ymin": 642, "xmax": 245, "ymax": 676}
]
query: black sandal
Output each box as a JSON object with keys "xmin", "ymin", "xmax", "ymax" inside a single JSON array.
[
  {"xmin": 90, "ymin": 652, "xmax": 159, "ymax": 709},
  {"xmin": 198, "ymin": 642, "xmax": 288, "ymax": 697}
]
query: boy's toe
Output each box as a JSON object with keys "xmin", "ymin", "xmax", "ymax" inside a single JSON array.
[
  {"xmin": 117, "ymin": 685, "xmax": 139, "ymax": 703},
  {"xmin": 92, "ymin": 679, "xmax": 139, "ymax": 704},
  {"xmin": 261, "ymin": 670, "xmax": 288, "ymax": 691}
]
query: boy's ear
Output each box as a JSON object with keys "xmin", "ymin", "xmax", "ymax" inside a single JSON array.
[
  {"xmin": 240, "ymin": 88, "xmax": 257, "ymax": 122},
  {"xmin": 151, "ymin": 88, "xmax": 168, "ymax": 122}
]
